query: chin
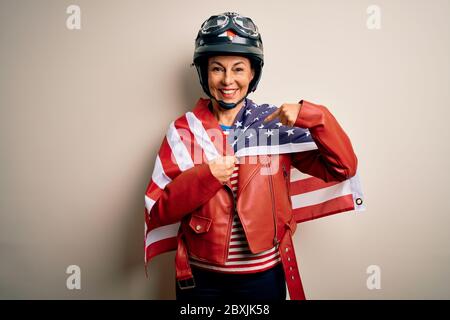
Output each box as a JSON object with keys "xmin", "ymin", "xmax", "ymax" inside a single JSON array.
[{"xmin": 213, "ymin": 94, "xmax": 244, "ymax": 104}]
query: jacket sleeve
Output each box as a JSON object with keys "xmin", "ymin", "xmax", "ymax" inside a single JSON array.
[
  {"xmin": 149, "ymin": 163, "xmax": 224, "ymax": 226},
  {"xmin": 291, "ymin": 100, "xmax": 358, "ymax": 182}
]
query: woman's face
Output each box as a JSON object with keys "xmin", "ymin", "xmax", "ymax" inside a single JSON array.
[{"xmin": 207, "ymin": 55, "xmax": 255, "ymax": 105}]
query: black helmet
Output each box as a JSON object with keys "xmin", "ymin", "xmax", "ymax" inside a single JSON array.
[{"xmin": 193, "ymin": 12, "xmax": 264, "ymax": 109}]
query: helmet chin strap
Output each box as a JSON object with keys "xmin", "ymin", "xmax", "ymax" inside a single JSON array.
[{"xmin": 209, "ymin": 93, "xmax": 247, "ymax": 110}]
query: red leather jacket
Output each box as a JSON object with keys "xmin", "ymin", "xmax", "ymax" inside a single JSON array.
[{"xmin": 149, "ymin": 100, "xmax": 358, "ymax": 299}]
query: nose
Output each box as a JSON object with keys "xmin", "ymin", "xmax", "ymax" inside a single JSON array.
[{"xmin": 221, "ymin": 69, "xmax": 234, "ymax": 86}]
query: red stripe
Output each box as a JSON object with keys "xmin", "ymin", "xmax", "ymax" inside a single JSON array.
[
  {"xmin": 158, "ymin": 137, "xmax": 181, "ymax": 180},
  {"xmin": 227, "ymin": 250, "xmax": 279, "ymax": 262},
  {"xmin": 293, "ymin": 194, "xmax": 355, "ymax": 223},
  {"xmin": 290, "ymin": 176, "xmax": 341, "ymax": 195},
  {"xmin": 228, "ymin": 250, "xmax": 252, "ymax": 255},
  {"xmin": 145, "ymin": 237, "xmax": 177, "ymax": 262},
  {"xmin": 145, "ymin": 181, "xmax": 163, "ymax": 201},
  {"xmin": 224, "ymin": 260, "xmax": 279, "ymax": 269},
  {"xmin": 190, "ymin": 260, "xmax": 281, "ymax": 274}
]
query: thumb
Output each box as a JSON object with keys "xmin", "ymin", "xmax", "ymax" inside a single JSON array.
[
  {"xmin": 263, "ymin": 108, "xmax": 280, "ymax": 123},
  {"xmin": 225, "ymin": 155, "xmax": 237, "ymax": 166},
  {"xmin": 210, "ymin": 156, "xmax": 224, "ymax": 164}
]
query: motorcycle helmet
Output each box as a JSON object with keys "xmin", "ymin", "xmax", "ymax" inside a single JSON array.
[{"xmin": 193, "ymin": 12, "xmax": 264, "ymax": 109}]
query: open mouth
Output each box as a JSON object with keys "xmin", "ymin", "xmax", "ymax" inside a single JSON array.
[{"xmin": 219, "ymin": 89, "xmax": 238, "ymax": 99}]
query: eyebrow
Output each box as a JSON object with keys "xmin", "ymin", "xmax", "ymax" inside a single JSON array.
[{"xmin": 210, "ymin": 61, "xmax": 246, "ymax": 67}]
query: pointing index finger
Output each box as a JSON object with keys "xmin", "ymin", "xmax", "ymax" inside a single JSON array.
[{"xmin": 263, "ymin": 108, "xmax": 280, "ymax": 123}]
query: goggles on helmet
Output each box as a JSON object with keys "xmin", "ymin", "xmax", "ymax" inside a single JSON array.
[{"xmin": 200, "ymin": 12, "xmax": 259, "ymax": 39}]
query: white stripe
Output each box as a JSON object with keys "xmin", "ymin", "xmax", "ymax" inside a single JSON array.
[
  {"xmin": 291, "ymin": 179, "xmax": 352, "ymax": 209},
  {"xmin": 232, "ymin": 227, "xmax": 243, "ymax": 232},
  {"xmin": 235, "ymin": 141, "xmax": 318, "ymax": 157},
  {"xmin": 144, "ymin": 223, "xmax": 147, "ymax": 249},
  {"xmin": 349, "ymin": 171, "xmax": 366, "ymax": 212},
  {"xmin": 189, "ymin": 258, "xmax": 281, "ymax": 272},
  {"xmin": 290, "ymin": 168, "xmax": 312, "ymax": 182},
  {"xmin": 230, "ymin": 240, "xmax": 247, "ymax": 245},
  {"xmin": 166, "ymin": 121, "xmax": 194, "ymax": 171},
  {"xmin": 151, "ymin": 155, "xmax": 172, "ymax": 189},
  {"xmin": 228, "ymin": 247, "xmax": 277, "ymax": 258},
  {"xmin": 225, "ymin": 252, "xmax": 280, "ymax": 265},
  {"xmin": 144, "ymin": 195, "xmax": 155, "ymax": 213},
  {"xmin": 230, "ymin": 233, "xmax": 245, "ymax": 239},
  {"xmin": 186, "ymin": 112, "xmax": 220, "ymax": 162},
  {"xmin": 229, "ymin": 247, "xmax": 251, "ymax": 252},
  {"xmin": 145, "ymin": 222, "xmax": 179, "ymax": 248}
]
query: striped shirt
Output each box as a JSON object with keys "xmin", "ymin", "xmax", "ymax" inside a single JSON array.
[{"xmin": 189, "ymin": 124, "xmax": 281, "ymax": 274}]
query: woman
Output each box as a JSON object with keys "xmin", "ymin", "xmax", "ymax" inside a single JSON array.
[{"xmin": 144, "ymin": 12, "xmax": 358, "ymax": 301}]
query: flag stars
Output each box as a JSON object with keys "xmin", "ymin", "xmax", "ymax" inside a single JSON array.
[
  {"xmin": 246, "ymin": 132, "xmax": 254, "ymax": 139},
  {"xmin": 258, "ymin": 124, "xmax": 264, "ymax": 129},
  {"xmin": 245, "ymin": 109, "xmax": 252, "ymax": 115},
  {"xmin": 264, "ymin": 129, "xmax": 274, "ymax": 137},
  {"xmin": 276, "ymin": 122, "xmax": 283, "ymax": 128},
  {"xmin": 234, "ymin": 121, "xmax": 242, "ymax": 128},
  {"xmin": 286, "ymin": 129, "xmax": 295, "ymax": 136}
]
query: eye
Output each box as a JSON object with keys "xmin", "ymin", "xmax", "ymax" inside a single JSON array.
[
  {"xmin": 211, "ymin": 67, "xmax": 223, "ymax": 72},
  {"xmin": 235, "ymin": 68, "xmax": 244, "ymax": 72}
]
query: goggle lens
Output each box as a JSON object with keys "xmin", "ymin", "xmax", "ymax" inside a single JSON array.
[
  {"xmin": 201, "ymin": 15, "xmax": 229, "ymax": 33},
  {"xmin": 233, "ymin": 16, "xmax": 258, "ymax": 36}
]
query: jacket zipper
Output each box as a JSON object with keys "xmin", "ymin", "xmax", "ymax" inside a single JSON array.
[
  {"xmin": 223, "ymin": 183, "xmax": 236, "ymax": 262},
  {"xmin": 267, "ymin": 159, "xmax": 279, "ymax": 247},
  {"xmin": 282, "ymin": 164, "xmax": 292, "ymax": 206}
]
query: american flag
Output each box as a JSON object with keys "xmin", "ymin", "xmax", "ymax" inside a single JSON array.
[{"xmin": 144, "ymin": 98, "xmax": 365, "ymax": 265}]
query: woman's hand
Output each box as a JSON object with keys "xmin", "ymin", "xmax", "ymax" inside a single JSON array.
[
  {"xmin": 208, "ymin": 156, "xmax": 237, "ymax": 184},
  {"xmin": 263, "ymin": 103, "xmax": 302, "ymax": 127}
]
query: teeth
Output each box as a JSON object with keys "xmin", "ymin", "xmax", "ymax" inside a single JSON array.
[{"xmin": 222, "ymin": 90, "xmax": 236, "ymax": 94}]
